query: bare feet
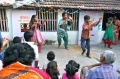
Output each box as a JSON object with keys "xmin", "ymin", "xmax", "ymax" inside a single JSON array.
[
  {"xmin": 65, "ymin": 48, "xmax": 69, "ymax": 50},
  {"xmin": 58, "ymin": 46, "xmax": 60, "ymax": 48}
]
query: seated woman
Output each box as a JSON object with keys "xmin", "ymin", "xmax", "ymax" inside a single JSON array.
[
  {"xmin": 0, "ymin": 43, "xmax": 51, "ymax": 79},
  {"xmin": 62, "ymin": 60, "xmax": 80, "ymax": 79}
]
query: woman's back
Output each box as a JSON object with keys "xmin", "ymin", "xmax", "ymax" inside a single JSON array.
[
  {"xmin": 62, "ymin": 73, "xmax": 79, "ymax": 79},
  {"xmin": 62, "ymin": 60, "xmax": 80, "ymax": 79},
  {"xmin": 0, "ymin": 62, "xmax": 44, "ymax": 79}
]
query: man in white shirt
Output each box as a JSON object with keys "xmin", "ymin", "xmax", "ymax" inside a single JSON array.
[{"xmin": 24, "ymin": 31, "xmax": 39, "ymax": 68}]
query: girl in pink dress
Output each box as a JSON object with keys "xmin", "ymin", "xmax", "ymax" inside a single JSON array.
[
  {"xmin": 29, "ymin": 15, "xmax": 47, "ymax": 52},
  {"xmin": 62, "ymin": 60, "xmax": 80, "ymax": 79}
]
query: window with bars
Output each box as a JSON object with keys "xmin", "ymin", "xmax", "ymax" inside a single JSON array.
[
  {"xmin": 69, "ymin": 13, "xmax": 79, "ymax": 31},
  {"xmin": 36, "ymin": 10, "xmax": 58, "ymax": 32},
  {"xmin": 0, "ymin": 9, "xmax": 8, "ymax": 32},
  {"xmin": 36, "ymin": 9, "xmax": 79, "ymax": 32}
]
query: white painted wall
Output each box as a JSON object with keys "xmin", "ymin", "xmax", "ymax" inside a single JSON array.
[
  {"xmin": 97, "ymin": 13, "xmax": 105, "ymax": 43},
  {"xmin": 2, "ymin": 9, "xmax": 105, "ymax": 44},
  {"xmin": 98, "ymin": 31, "xmax": 105, "ymax": 43},
  {"xmin": 12, "ymin": 10, "xmax": 36, "ymax": 42},
  {"xmin": 41, "ymin": 31, "xmax": 78, "ymax": 44}
]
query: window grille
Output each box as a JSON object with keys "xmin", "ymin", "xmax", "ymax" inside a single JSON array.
[
  {"xmin": 36, "ymin": 10, "xmax": 58, "ymax": 32},
  {"xmin": 68, "ymin": 12, "xmax": 79, "ymax": 31},
  {"xmin": 0, "ymin": 9, "xmax": 8, "ymax": 32},
  {"xmin": 36, "ymin": 9, "xmax": 79, "ymax": 31}
]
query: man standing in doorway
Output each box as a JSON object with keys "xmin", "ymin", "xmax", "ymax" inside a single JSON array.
[
  {"xmin": 57, "ymin": 12, "xmax": 74, "ymax": 50},
  {"xmin": 81, "ymin": 15, "xmax": 102, "ymax": 58}
]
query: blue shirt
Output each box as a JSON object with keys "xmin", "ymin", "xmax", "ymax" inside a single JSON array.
[
  {"xmin": 0, "ymin": 50, "xmax": 4, "ymax": 61},
  {"xmin": 86, "ymin": 64, "xmax": 117, "ymax": 79}
]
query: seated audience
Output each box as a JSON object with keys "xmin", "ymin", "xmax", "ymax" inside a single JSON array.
[
  {"xmin": 0, "ymin": 38, "xmax": 4, "ymax": 61},
  {"xmin": 0, "ymin": 43, "xmax": 51, "ymax": 79},
  {"xmin": 46, "ymin": 61, "xmax": 60, "ymax": 79},
  {"xmin": 62, "ymin": 60, "xmax": 80, "ymax": 79},
  {"xmin": 24, "ymin": 31, "xmax": 39, "ymax": 68},
  {"xmin": 13, "ymin": 36, "xmax": 21, "ymax": 44},
  {"xmin": 80, "ymin": 50, "xmax": 117, "ymax": 79},
  {"xmin": 43, "ymin": 51, "xmax": 56, "ymax": 70}
]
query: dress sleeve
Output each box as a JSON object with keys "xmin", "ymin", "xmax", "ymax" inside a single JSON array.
[
  {"xmin": 38, "ymin": 22, "xmax": 45, "ymax": 27},
  {"xmin": 29, "ymin": 22, "xmax": 32, "ymax": 25},
  {"xmin": 62, "ymin": 73, "xmax": 66, "ymax": 79},
  {"xmin": 37, "ymin": 22, "xmax": 41, "ymax": 25},
  {"xmin": 106, "ymin": 23, "xmax": 108, "ymax": 27},
  {"xmin": 75, "ymin": 74, "xmax": 80, "ymax": 79}
]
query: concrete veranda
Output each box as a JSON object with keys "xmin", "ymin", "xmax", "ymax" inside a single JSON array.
[
  {"xmin": 38, "ymin": 44, "xmax": 98, "ymax": 76},
  {"xmin": 38, "ymin": 42, "xmax": 120, "ymax": 77}
]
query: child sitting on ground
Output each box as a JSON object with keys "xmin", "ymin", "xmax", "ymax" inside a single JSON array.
[
  {"xmin": 46, "ymin": 61, "xmax": 60, "ymax": 79},
  {"xmin": 43, "ymin": 51, "xmax": 60, "ymax": 71},
  {"xmin": 62, "ymin": 60, "xmax": 80, "ymax": 79}
]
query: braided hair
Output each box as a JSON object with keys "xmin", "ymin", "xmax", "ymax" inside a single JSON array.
[
  {"xmin": 46, "ymin": 61, "xmax": 58, "ymax": 79},
  {"xmin": 65, "ymin": 60, "xmax": 80, "ymax": 79}
]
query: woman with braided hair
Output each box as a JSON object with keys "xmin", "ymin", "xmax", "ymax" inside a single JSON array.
[
  {"xmin": 29, "ymin": 15, "xmax": 47, "ymax": 52},
  {"xmin": 62, "ymin": 60, "xmax": 80, "ymax": 79}
]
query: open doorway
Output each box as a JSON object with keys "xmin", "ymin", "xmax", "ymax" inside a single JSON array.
[{"xmin": 102, "ymin": 13, "xmax": 120, "ymax": 40}]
